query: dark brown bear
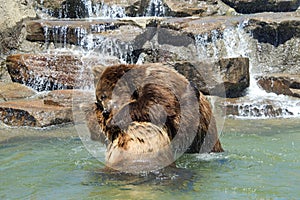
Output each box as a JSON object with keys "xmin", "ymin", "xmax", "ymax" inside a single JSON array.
[{"xmin": 94, "ymin": 63, "xmax": 223, "ymax": 172}]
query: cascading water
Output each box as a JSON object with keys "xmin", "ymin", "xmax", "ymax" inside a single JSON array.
[
  {"xmin": 37, "ymin": 0, "xmax": 300, "ymax": 118},
  {"xmin": 43, "ymin": 25, "xmax": 69, "ymax": 48},
  {"xmin": 95, "ymin": 4, "xmax": 126, "ymax": 18},
  {"xmin": 195, "ymin": 20, "xmax": 300, "ymax": 118},
  {"xmin": 37, "ymin": 0, "xmax": 126, "ymax": 19},
  {"xmin": 80, "ymin": 34, "xmax": 134, "ymax": 63},
  {"xmin": 145, "ymin": 0, "xmax": 166, "ymax": 17}
]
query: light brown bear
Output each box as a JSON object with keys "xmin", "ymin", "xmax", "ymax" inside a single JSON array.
[{"xmin": 94, "ymin": 63, "xmax": 223, "ymax": 173}]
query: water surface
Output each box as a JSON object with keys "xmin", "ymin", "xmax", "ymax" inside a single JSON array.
[{"xmin": 1, "ymin": 119, "xmax": 299, "ymax": 199}]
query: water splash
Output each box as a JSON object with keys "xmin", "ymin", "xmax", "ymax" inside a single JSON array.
[
  {"xmin": 229, "ymin": 95, "xmax": 300, "ymax": 119},
  {"xmin": 237, "ymin": 103, "xmax": 292, "ymax": 119}
]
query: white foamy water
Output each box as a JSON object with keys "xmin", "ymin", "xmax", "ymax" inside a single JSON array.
[
  {"xmin": 80, "ymin": 34, "xmax": 134, "ymax": 63},
  {"xmin": 195, "ymin": 20, "xmax": 300, "ymax": 118},
  {"xmin": 82, "ymin": 0, "xmax": 127, "ymax": 18},
  {"xmin": 145, "ymin": 0, "xmax": 166, "ymax": 17}
]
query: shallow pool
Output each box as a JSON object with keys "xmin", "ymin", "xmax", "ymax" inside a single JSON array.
[{"xmin": 1, "ymin": 119, "xmax": 299, "ymax": 199}]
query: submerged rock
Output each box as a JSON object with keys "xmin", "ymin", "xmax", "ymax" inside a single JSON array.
[
  {"xmin": 0, "ymin": 89, "xmax": 96, "ymax": 127},
  {"xmin": 221, "ymin": 98, "xmax": 295, "ymax": 118}
]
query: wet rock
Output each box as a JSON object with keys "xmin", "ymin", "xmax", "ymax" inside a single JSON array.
[
  {"xmin": 6, "ymin": 54, "xmax": 93, "ymax": 91},
  {"xmin": 0, "ymin": 89, "xmax": 97, "ymax": 127},
  {"xmin": 0, "ymin": 82, "xmax": 37, "ymax": 102},
  {"xmin": 160, "ymin": 15, "xmax": 239, "ymax": 35},
  {"xmin": 218, "ymin": 58, "xmax": 250, "ymax": 98},
  {"xmin": 26, "ymin": 19, "xmax": 128, "ymax": 44},
  {"xmin": 35, "ymin": 0, "xmax": 89, "ymax": 18},
  {"xmin": 132, "ymin": 16, "xmax": 247, "ymax": 63},
  {"xmin": 221, "ymin": 0, "xmax": 300, "ymax": 14},
  {"xmin": 0, "ymin": 100, "xmax": 73, "ymax": 127},
  {"xmin": 244, "ymin": 18, "xmax": 300, "ymax": 47},
  {"xmin": 162, "ymin": 0, "xmax": 227, "ymax": 17},
  {"xmin": 256, "ymin": 74, "xmax": 300, "ymax": 98},
  {"xmin": 0, "ymin": 21, "xmax": 24, "ymax": 55},
  {"xmin": 36, "ymin": 0, "xmax": 128, "ymax": 18},
  {"xmin": 241, "ymin": 13, "xmax": 300, "ymax": 75},
  {"xmin": 290, "ymin": 88, "xmax": 300, "ymax": 97},
  {"xmin": 44, "ymin": 89, "xmax": 99, "ymax": 130},
  {"xmin": 224, "ymin": 103, "xmax": 291, "ymax": 118},
  {"xmin": 36, "ymin": 0, "xmax": 232, "ymax": 18},
  {"xmin": 25, "ymin": 13, "xmax": 300, "ymax": 74},
  {"xmin": 171, "ymin": 57, "xmax": 250, "ymax": 98}
]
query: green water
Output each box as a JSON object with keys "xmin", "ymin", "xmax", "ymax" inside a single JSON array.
[{"xmin": 1, "ymin": 119, "xmax": 299, "ymax": 199}]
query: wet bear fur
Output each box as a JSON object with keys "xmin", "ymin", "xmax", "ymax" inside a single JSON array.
[{"xmin": 94, "ymin": 64, "xmax": 223, "ymax": 171}]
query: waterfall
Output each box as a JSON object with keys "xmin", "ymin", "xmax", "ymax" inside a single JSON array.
[
  {"xmin": 222, "ymin": 22, "xmax": 270, "ymax": 99},
  {"xmin": 96, "ymin": 4, "xmax": 126, "ymax": 18},
  {"xmin": 82, "ymin": 0, "xmax": 93, "ymax": 17},
  {"xmin": 79, "ymin": 0, "xmax": 126, "ymax": 18},
  {"xmin": 145, "ymin": 0, "xmax": 166, "ymax": 17},
  {"xmin": 43, "ymin": 25, "xmax": 69, "ymax": 49},
  {"xmin": 194, "ymin": 20, "xmax": 272, "ymax": 98},
  {"xmin": 80, "ymin": 34, "xmax": 134, "ymax": 63},
  {"xmin": 195, "ymin": 20, "xmax": 300, "ymax": 118},
  {"xmin": 37, "ymin": 2, "xmax": 300, "ymax": 118},
  {"xmin": 195, "ymin": 21, "xmax": 252, "ymax": 59},
  {"xmin": 37, "ymin": 0, "xmax": 126, "ymax": 19}
]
